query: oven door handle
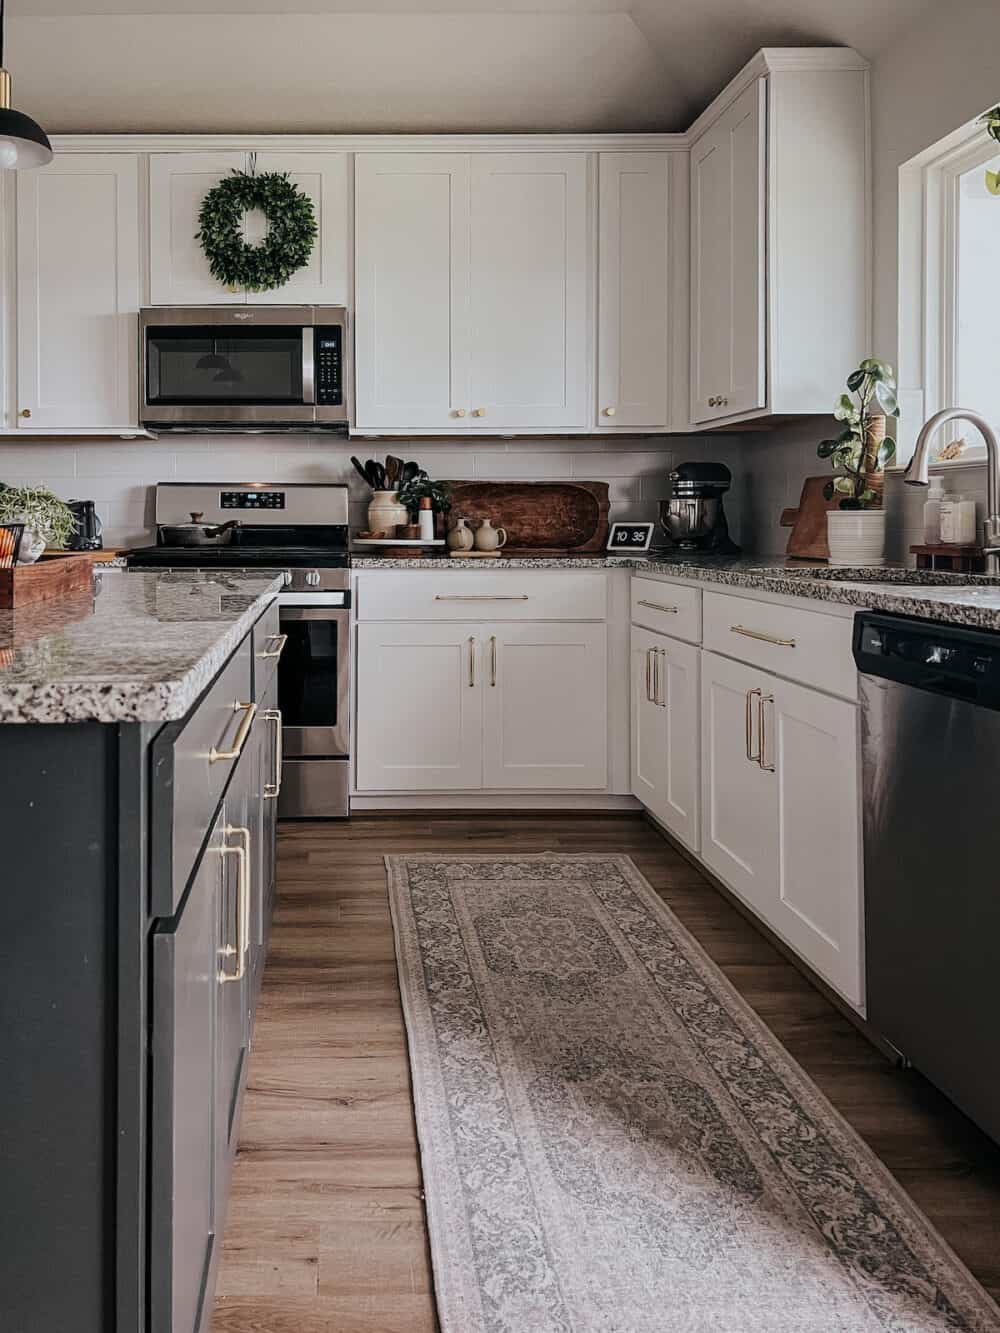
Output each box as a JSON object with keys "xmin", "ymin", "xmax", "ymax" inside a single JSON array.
[{"xmin": 277, "ymin": 593, "xmax": 348, "ymax": 608}]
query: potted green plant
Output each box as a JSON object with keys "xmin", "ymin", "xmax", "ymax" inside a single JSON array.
[
  {"xmin": 396, "ymin": 474, "xmax": 452, "ymax": 525},
  {"xmin": 817, "ymin": 358, "xmax": 898, "ymax": 566},
  {"xmin": 0, "ymin": 484, "xmax": 75, "ymax": 563}
]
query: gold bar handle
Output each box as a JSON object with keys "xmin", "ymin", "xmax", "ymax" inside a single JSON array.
[
  {"xmin": 652, "ymin": 646, "xmax": 660, "ymax": 707},
  {"xmin": 731, "ymin": 624, "xmax": 796, "ymax": 648},
  {"xmin": 262, "ymin": 708, "xmax": 282, "ymax": 798},
  {"xmin": 656, "ymin": 648, "xmax": 667, "ymax": 708},
  {"xmin": 638, "ymin": 598, "xmax": 679, "ymax": 614},
  {"xmin": 225, "ymin": 824, "xmax": 252, "ymax": 966},
  {"xmin": 745, "ymin": 688, "xmax": 762, "ymax": 763},
  {"xmin": 759, "ymin": 694, "xmax": 775, "ymax": 772},
  {"xmin": 645, "ymin": 647, "xmax": 653, "ymax": 702},
  {"xmin": 259, "ymin": 632, "xmax": 288, "ymax": 661},
  {"xmin": 209, "ymin": 700, "xmax": 258, "ymax": 764},
  {"xmin": 468, "ymin": 636, "xmax": 476, "ymax": 688},
  {"xmin": 489, "ymin": 635, "xmax": 497, "ymax": 687},
  {"xmin": 435, "ymin": 594, "xmax": 529, "ymax": 602}
]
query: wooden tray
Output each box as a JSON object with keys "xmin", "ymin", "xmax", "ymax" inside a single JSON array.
[
  {"xmin": 444, "ymin": 481, "xmax": 610, "ymax": 556},
  {"xmin": 0, "ymin": 552, "xmax": 94, "ymax": 608}
]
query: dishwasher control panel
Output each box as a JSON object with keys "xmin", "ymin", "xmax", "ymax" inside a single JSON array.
[{"xmin": 854, "ymin": 613, "xmax": 1000, "ymax": 706}]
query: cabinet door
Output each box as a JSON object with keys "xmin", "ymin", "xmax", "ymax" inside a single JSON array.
[
  {"xmin": 16, "ymin": 153, "xmax": 140, "ymax": 430},
  {"xmin": 354, "ymin": 153, "xmax": 470, "ymax": 429},
  {"xmin": 690, "ymin": 79, "xmax": 766, "ymax": 423},
  {"xmin": 700, "ymin": 651, "xmax": 777, "ymax": 916},
  {"xmin": 250, "ymin": 153, "xmax": 349, "ymax": 305},
  {"xmin": 766, "ymin": 676, "xmax": 864, "ymax": 1006},
  {"xmin": 468, "ymin": 153, "xmax": 588, "ymax": 429},
  {"xmin": 631, "ymin": 626, "xmax": 699, "ymax": 851},
  {"xmin": 483, "ymin": 622, "xmax": 606, "ymax": 790},
  {"xmin": 597, "ymin": 153, "xmax": 669, "ymax": 429},
  {"xmin": 149, "ymin": 153, "xmax": 248, "ymax": 304},
  {"xmin": 355, "ymin": 622, "xmax": 482, "ymax": 790},
  {"xmin": 150, "ymin": 815, "xmax": 223, "ymax": 1333}
]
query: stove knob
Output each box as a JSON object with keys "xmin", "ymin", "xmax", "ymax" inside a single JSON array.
[
  {"xmin": 282, "ymin": 570, "xmax": 293, "ymax": 587},
  {"xmin": 305, "ymin": 570, "xmax": 321, "ymax": 587}
]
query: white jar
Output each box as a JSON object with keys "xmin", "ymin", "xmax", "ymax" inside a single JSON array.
[
  {"xmin": 922, "ymin": 477, "xmax": 944, "ymax": 544},
  {"xmin": 940, "ymin": 494, "xmax": 978, "ymax": 545}
]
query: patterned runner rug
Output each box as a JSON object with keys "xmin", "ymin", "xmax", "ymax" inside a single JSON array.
[{"xmin": 386, "ymin": 853, "xmax": 1000, "ymax": 1333}]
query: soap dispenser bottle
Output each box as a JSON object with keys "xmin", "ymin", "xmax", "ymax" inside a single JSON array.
[{"xmin": 923, "ymin": 476, "xmax": 945, "ymax": 544}]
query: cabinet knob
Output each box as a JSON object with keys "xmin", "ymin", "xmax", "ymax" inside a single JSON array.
[
  {"xmin": 472, "ymin": 407, "xmax": 486, "ymax": 418},
  {"xmin": 453, "ymin": 408, "xmax": 466, "ymax": 418},
  {"xmin": 708, "ymin": 397, "xmax": 717, "ymax": 407},
  {"xmin": 19, "ymin": 408, "xmax": 31, "ymax": 419},
  {"xmin": 603, "ymin": 406, "xmax": 616, "ymax": 417}
]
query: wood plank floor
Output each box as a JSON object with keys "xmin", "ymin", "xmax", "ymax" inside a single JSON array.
[{"xmin": 212, "ymin": 814, "xmax": 1000, "ymax": 1331}]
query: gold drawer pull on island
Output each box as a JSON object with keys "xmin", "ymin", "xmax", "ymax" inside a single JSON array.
[{"xmin": 209, "ymin": 700, "xmax": 257, "ymax": 764}]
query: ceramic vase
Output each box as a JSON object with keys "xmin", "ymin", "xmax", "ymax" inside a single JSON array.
[
  {"xmin": 367, "ymin": 490, "xmax": 408, "ymax": 536},
  {"xmin": 447, "ymin": 516, "xmax": 475, "ymax": 552},
  {"xmin": 826, "ymin": 509, "xmax": 886, "ymax": 567},
  {"xmin": 474, "ymin": 518, "xmax": 508, "ymax": 552}
]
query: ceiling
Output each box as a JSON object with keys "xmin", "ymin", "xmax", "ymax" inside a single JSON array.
[{"xmin": 6, "ymin": 0, "xmax": 938, "ymax": 133}]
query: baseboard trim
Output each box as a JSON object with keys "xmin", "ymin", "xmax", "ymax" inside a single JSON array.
[{"xmin": 349, "ymin": 793, "xmax": 642, "ymax": 812}]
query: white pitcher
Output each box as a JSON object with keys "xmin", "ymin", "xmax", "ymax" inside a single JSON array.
[{"xmin": 474, "ymin": 518, "xmax": 508, "ymax": 552}]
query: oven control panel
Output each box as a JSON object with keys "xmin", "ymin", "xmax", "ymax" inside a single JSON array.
[
  {"xmin": 315, "ymin": 327, "xmax": 343, "ymax": 406},
  {"xmin": 220, "ymin": 490, "xmax": 286, "ymax": 510}
]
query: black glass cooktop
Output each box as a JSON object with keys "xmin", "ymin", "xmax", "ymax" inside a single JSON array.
[{"xmin": 127, "ymin": 523, "xmax": 350, "ymax": 569}]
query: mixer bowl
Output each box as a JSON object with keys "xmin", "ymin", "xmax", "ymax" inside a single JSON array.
[{"xmin": 659, "ymin": 496, "xmax": 721, "ymax": 546}]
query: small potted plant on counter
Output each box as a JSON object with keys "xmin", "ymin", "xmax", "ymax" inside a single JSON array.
[
  {"xmin": 0, "ymin": 484, "xmax": 75, "ymax": 564},
  {"xmin": 396, "ymin": 473, "xmax": 453, "ymax": 539},
  {"xmin": 817, "ymin": 358, "xmax": 898, "ymax": 566}
]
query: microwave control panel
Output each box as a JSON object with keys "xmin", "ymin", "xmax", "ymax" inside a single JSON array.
[{"xmin": 315, "ymin": 327, "xmax": 343, "ymax": 406}]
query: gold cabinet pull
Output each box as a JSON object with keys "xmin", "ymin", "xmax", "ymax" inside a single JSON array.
[
  {"xmin": 759, "ymin": 694, "xmax": 775, "ymax": 772},
  {"xmin": 209, "ymin": 700, "xmax": 258, "ymax": 764},
  {"xmin": 489, "ymin": 635, "xmax": 497, "ymax": 687},
  {"xmin": 435, "ymin": 594, "xmax": 529, "ymax": 602},
  {"xmin": 259, "ymin": 632, "xmax": 288, "ymax": 661},
  {"xmin": 262, "ymin": 707, "xmax": 282, "ymax": 798},
  {"xmin": 638, "ymin": 598, "xmax": 679, "ymax": 614},
  {"xmin": 745, "ymin": 688, "xmax": 762, "ymax": 763},
  {"xmin": 218, "ymin": 825, "xmax": 251, "ymax": 982},
  {"xmin": 645, "ymin": 647, "xmax": 653, "ymax": 702},
  {"xmin": 731, "ymin": 624, "xmax": 796, "ymax": 648},
  {"xmin": 652, "ymin": 646, "xmax": 660, "ymax": 707},
  {"xmin": 656, "ymin": 647, "xmax": 667, "ymax": 708},
  {"xmin": 468, "ymin": 636, "xmax": 476, "ymax": 688}
]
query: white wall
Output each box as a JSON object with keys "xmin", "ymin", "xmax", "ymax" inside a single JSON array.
[{"xmin": 0, "ymin": 433, "xmax": 747, "ymax": 550}]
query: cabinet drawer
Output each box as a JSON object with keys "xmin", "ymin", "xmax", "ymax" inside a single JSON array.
[
  {"xmin": 630, "ymin": 576, "xmax": 701, "ymax": 643},
  {"xmin": 702, "ymin": 591, "xmax": 856, "ymax": 700},
  {"xmin": 356, "ymin": 571, "xmax": 607, "ymax": 621},
  {"xmin": 152, "ymin": 635, "xmax": 254, "ymax": 917},
  {"xmin": 252, "ymin": 598, "xmax": 283, "ymax": 699}
]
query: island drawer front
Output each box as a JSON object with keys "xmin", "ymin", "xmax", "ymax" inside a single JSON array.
[
  {"xmin": 702, "ymin": 591, "xmax": 857, "ymax": 700},
  {"xmin": 152, "ymin": 636, "xmax": 254, "ymax": 918},
  {"xmin": 356, "ymin": 572, "xmax": 607, "ymax": 621},
  {"xmin": 253, "ymin": 599, "xmax": 283, "ymax": 698},
  {"xmin": 630, "ymin": 577, "xmax": 701, "ymax": 642}
]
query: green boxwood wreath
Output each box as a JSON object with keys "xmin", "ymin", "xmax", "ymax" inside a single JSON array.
[{"xmin": 196, "ymin": 168, "xmax": 318, "ymax": 292}]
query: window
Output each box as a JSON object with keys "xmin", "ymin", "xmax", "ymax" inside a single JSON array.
[{"xmin": 950, "ymin": 141, "xmax": 1000, "ymax": 433}]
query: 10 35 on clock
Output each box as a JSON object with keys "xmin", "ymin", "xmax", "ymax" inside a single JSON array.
[{"xmin": 606, "ymin": 522, "xmax": 654, "ymax": 555}]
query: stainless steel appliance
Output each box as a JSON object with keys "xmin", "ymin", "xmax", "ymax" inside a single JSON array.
[
  {"xmin": 127, "ymin": 482, "xmax": 352, "ymax": 817},
  {"xmin": 855, "ymin": 611, "xmax": 1000, "ymax": 1144},
  {"xmin": 66, "ymin": 499, "xmax": 103, "ymax": 550},
  {"xmin": 658, "ymin": 461, "xmax": 740, "ymax": 554},
  {"xmin": 139, "ymin": 306, "xmax": 349, "ymax": 431}
]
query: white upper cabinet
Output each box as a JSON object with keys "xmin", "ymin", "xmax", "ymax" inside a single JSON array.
[
  {"xmin": 149, "ymin": 151, "xmax": 348, "ymax": 306},
  {"xmin": 355, "ymin": 151, "xmax": 588, "ymax": 432},
  {"xmin": 354, "ymin": 154, "xmax": 470, "ymax": 431},
  {"xmin": 689, "ymin": 50, "xmax": 870, "ymax": 427},
  {"xmin": 467, "ymin": 153, "xmax": 588, "ymax": 430},
  {"xmin": 597, "ymin": 152, "xmax": 670, "ymax": 430},
  {"xmin": 16, "ymin": 153, "xmax": 140, "ymax": 431}
]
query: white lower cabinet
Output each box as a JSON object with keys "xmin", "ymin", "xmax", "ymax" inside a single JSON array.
[
  {"xmin": 700, "ymin": 649, "xmax": 863, "ymax": 1007},
  {"xmin": 630, "ymin": 625, "xmax": 699, "ymax": 851},
  {"xmin": 356, "ymin": 620, "xmax": 607, "ymax": 792}
]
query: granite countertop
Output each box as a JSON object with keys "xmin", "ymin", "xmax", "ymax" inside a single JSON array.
[{"xmin": 0, "ymin": 569, "xmax": 282, "ymax": 725}]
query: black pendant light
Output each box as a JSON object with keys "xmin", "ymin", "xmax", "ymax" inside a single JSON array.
[{"xmin": 0, "ymin": 0, "xmax": 52, "ymax": 170}]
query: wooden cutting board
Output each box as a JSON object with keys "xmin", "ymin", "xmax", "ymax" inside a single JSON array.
[{"xmin": 444, "ymin": 481, "xmax": 610, "ymax": 556}]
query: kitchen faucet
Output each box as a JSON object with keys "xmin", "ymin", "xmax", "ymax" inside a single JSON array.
[{"xmin": 904, "ymin": 408, "xmax": 1000, "ymax": 573}]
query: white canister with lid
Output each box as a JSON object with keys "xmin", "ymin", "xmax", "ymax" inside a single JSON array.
[{"xmin": 940, "ymin": 493, "xmax": 978, "ymax": 545}]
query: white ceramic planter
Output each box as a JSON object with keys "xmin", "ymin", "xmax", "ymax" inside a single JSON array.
[{"xmin": 826, "ymin": 509, "xmax": 886, "ymax": 567}]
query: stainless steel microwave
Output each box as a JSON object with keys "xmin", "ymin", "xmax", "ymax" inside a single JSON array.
[{"xmin": 139, "ymin": 306, "xmax": 349, "ymax": 430}]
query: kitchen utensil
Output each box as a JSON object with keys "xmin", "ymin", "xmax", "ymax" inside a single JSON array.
[
  {"xmin": 401, "ymin": 461, "xmax": 421, "ymax": 486},
  {"xmin": 66, "ymin": 499, "xmax": 103, "ymax": 551},
  {"xmin": 369, "ymin": 462, "xmax": 387, "ymax": 490},
  {"xmin": 385, "ymin": 455, "xmax": 404, "ymax": 488},
  {"xmin": 350, "ymin": 456, "xmax": 373, "ymax": 488},
  {"xmin": 157, "ymin": 512, "xmax": 242, "ymax": 548}
]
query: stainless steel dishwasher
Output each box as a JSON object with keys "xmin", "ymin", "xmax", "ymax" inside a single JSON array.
[{"xmin": 854, "ymin": 611, "xmax": 1000, "ymax": 1144}]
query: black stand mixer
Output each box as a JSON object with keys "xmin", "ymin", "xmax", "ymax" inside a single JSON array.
[{"xmin": 657, "ymin": 461, "xmax": 740, "ymax": 555}]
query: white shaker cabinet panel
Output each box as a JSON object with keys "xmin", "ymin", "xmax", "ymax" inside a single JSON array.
[
  {"xmin": 690, "ymin": 78, "xmax": 766, "ymax": 425},
  {"xmin": 355, "ymin": 623, "xmax": 482, "ymax": 791},
  {"xmin": 597, "ymin": 153, "xmax": 670, "ymax": 429},
  {"xmin": 467, "ymin": 153, "xmax": 588, "ymax": 430},
  {"xmin": 700, "ymin": 650, "xmax": 778, "ymax": 919},
  {"xmin": 354, "ymin": 154, "xmax": 470, "ymax": 430},
  {"xmin": 482, "ymin": 622, "xmax": 606, "ymax": 789},
  {"xmin": 149, "ymin": 153, "xmax": 248, "ymax": 304},
  {"xmin": 16, "ymin": 153, "xmax": 141, "ymax": 430},
  {"xmin": 766, "ymin": 675, "xmax": 864, "ymax": 1007},
  {"xmin": 249, "ymin": 153, "xmax": 349, "ymax": 306},
  {"xmin": 630, "ymin": 626, "xmax": 699, "ymax": 852}
]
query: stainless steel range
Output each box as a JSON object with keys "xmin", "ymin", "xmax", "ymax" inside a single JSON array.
[{"xmin": 127, "ymin": 482, "xmax": 351, "ymax": 817}]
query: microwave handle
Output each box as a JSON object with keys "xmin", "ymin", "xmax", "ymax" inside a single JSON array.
[{"xmin": 302, "ymin": 328, "xmax": 315, "ymax": 405}]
